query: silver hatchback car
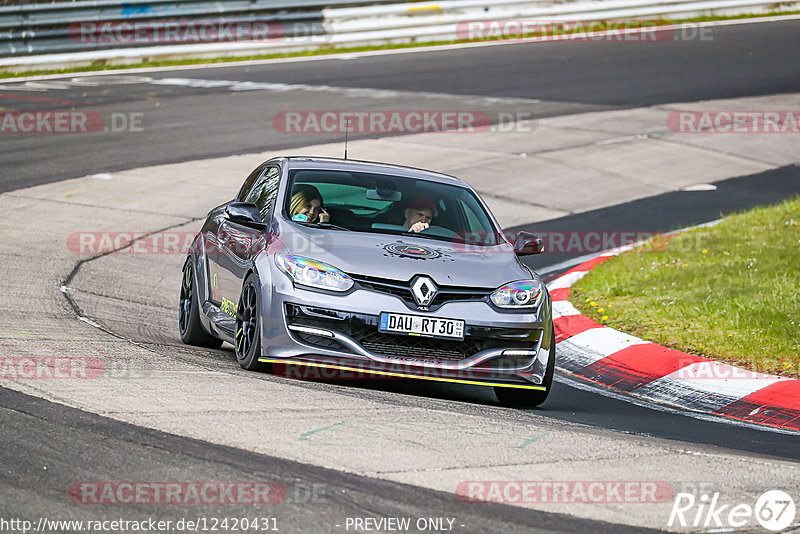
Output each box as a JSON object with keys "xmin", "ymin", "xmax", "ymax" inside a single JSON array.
[{"xmin": 179, "ymin": 157, "xmax": 554, "ymax": 407}]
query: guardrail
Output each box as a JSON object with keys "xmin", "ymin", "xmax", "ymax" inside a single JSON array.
[
  {"xmin": 1, "ymin": 0, "xmax": 798, "ymax": 72},
  {"xmin": 320, "ymin": 0, "xmax": 800, "ymax": 52},
  {"xmin": 0, "ymin": 0, "xmax": 401, "ymax": 56}
]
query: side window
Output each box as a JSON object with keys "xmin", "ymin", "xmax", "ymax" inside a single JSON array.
[
  {"xmin": 244, "ymin": 166, "xmax": 281, "ymax": 220},
  {"xmin": 237, "ymin": 165, "xmax": 266, "ymax": 202}
]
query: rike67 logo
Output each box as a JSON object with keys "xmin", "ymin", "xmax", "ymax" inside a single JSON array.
[{"xmin": 669, "ymin": 490, "xmax": 795, "ymax": 531}]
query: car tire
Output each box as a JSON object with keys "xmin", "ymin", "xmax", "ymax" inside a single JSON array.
[
  {"xmin": 494, "ymin": 325, "xmax": 556, "ymax": 408},
  {"xmin": 179, "ymin": 258, "xmax": 223, "ymax": 349},
  {"xmin": 235, "ymin": 273, "xmax": 268, "ymax": 371}
]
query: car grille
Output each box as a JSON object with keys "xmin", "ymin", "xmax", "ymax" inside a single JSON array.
[
  {"xmin": 285, "ymin": 304, "xmax": 538, "ymax": 362},
  {"xmin": 350, "ymin": 274, "xmax": 491, "ymax": 309},
  {"xmin": 354, "ymin": 327, "xmax": 483, "ymax": 361}
]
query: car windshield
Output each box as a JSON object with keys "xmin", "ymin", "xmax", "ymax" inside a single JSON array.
[{"xmin": 284, "ymin": 168, "xmax": 502, "ymax": 246}]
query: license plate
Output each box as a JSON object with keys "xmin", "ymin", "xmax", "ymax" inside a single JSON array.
[{"xmin": 379, "ymin": 312, "xmax": 465, "ymax": 340}]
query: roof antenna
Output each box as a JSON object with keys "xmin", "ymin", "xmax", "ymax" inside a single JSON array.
[{"xmin": 344, "ymin": 117, "xmax": 350, "ymax": 159}]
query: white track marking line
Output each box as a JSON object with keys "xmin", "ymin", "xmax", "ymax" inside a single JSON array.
[
  {"xmin": 0, "ymin": 73, "xmax": 541, "ymax": 107},
  {"xmin": 148, "ymin": 76, "xmax": 540, "ymax": 105}
]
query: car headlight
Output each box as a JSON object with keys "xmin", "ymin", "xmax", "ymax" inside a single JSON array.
[
  {"xmin": 490, "ymin": 280, "xmax": 544, "ymax": 309},
  {"xmin": 275, "ymin": 254, "xmax": 354, "ymax": 292}
]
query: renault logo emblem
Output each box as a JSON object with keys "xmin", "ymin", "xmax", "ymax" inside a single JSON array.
[{"xmin": 410, "ymin": 276, "xmax": 438, "ymax": 307}]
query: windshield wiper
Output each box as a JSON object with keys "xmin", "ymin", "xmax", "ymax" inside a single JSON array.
[
  {"xmin": 400, "ymin": 231, "xmax": 443, "ymax": 241},
  {"xmin": 298, "ymin": 221, "xmax": 352, "ymax": 231},
  {"xmin": 369, "ymin": 228, "xmax": 449, "ymax": 243}
]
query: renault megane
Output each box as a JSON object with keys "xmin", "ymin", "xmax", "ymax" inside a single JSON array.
[{"xmin": 179, "ymin": 157, "xmax": 554, "ymax": 407}]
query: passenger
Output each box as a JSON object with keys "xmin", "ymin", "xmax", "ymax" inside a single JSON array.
[
  {"xmin": 289, "ymin": 185, "xmax": 330, "ymax": 223},
  {"xmin": 403, "ymin": 197, "xmax": 438, "ymax": 233}
]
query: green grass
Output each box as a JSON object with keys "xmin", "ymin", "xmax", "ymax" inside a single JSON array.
[
  {"xmin": 572, "ymin": 196, "xmax": 800, "ymax": 378},
  {"xmin": 0, "ymin": 41, "xmax": 463, "ymax": 79},
  {"xmin": 2, "ymin": 10, "xmax": 799, "ymax": 79}
]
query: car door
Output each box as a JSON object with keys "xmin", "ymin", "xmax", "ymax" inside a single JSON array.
[
  {"xmin": 214, "ymin": 165, "xmax": 281, "ymax": 324},
  {"xmin": 205, "ymin": 164, "xmax": 266, "ymax": 318}
]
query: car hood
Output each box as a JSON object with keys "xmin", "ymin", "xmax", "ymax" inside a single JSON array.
[{"xmin": 276, "ymin": 223, "xmax": 534, "ymax": 288}]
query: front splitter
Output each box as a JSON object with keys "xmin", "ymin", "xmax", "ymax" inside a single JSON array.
[{"xmin": 259, "ymin": 358, "xmax": 547, "ymax": 390}]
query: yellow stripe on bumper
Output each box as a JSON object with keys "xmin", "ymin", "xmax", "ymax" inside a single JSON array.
[{"xmin": 258, "ymin": 358, "xmax": 547, "ymax": 390}]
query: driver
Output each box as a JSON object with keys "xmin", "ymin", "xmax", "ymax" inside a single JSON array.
[
  {"xmin": 403, "ymin": 198, "xmax": 438, "ymax": 233},
  {"xmin": 289, "ymin": 185, "xmax": 330, "ymax": 223}
]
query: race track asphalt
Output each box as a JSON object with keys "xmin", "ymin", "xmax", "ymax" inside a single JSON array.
[{"xmin": 1, "ymin": 18, "xmax": 799, "ymax": 532}]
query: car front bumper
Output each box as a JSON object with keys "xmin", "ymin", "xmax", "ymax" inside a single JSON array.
[{"xmin": 258, "ymin": 260, "xmax": 553, "ymax": 390}]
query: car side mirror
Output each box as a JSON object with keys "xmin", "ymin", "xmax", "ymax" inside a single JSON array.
[
  {"xmin": 225, "ymin": 202, "xmax": 266, "ymax": 230},
  {"xmin": 513, "ymin": 231, "xmax": 544, "ymax": 256}
]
